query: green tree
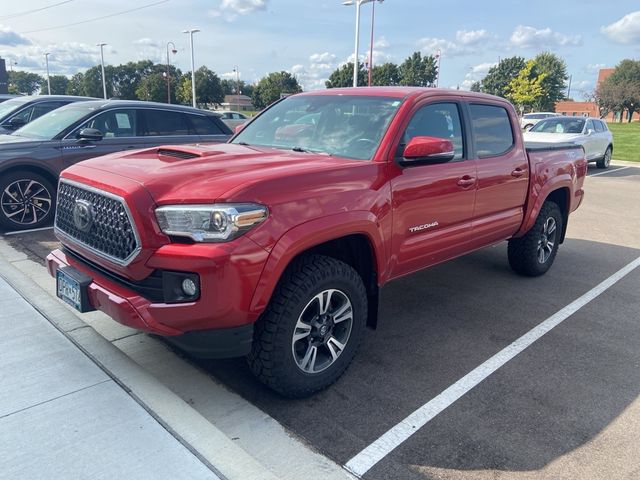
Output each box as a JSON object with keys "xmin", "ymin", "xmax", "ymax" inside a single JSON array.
[
  {"xmin": 477, "ymin": 56, "xmax": 525, "ymax": 98},
  {"xmin": 111, "ymin": 60, "xmax": 156, "ymax": 100},
  {"xmin": 66, "ymin": 73, "xmax": 85, "ymax": 96},
  {"xmin": 194, "ymin": 66, "xmax": 224, "ymax": 107},
  {"xmin": 7, "ymin": 71, "xmax": 43, "ymax": 95},
  {"xmin": 176, "ymin": 75, "xmax": 192, "ymax": 105},
  {"xmin": 80, "ymin": 65, "xmax": 116, "ymax": 98},
  {"xmin": 533, "ymin": 52, "xmax": 568, "ymax": 111},
  {"xmin": 600, "ymin": 59, "xmax": 640, "ymax": 122},
  {"xmin": 136, "ymin": 73, "xmax": 169, "ymax": 102},
  {"xmin": 252, "ymin": 71, "xmax": 302, "ymax": 109},
  {"xmin": 398, "ymin": 52, "xmax": 437, "ymax": 87},
  {"xmin": 48, "ymin": 75, "xmax": 70, "ymax": 95},
  {"xmin": 221, "ymin": 79, "xmax": 254, "ymax": 98},
  {"xmin": 371, "ymin": 62, "xmax": 400, "ymax": 86},
  {"xmin": 506, "ymin": 60, "xmax": 547, "ymax": 113},
  {"xmin": 326, "ymin": 62, "xmax": 366, "ymax": 88}
]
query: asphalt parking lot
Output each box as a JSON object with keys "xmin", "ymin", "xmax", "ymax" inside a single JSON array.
[{"xmin": 2, "ymin": 162, "xmax": 639, "ymax": 480}]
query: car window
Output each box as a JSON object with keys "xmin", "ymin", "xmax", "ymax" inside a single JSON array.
[
  {"xmin": 141, "ymin": 109, "xmax": 190, "ymax": 136},
  {"xmin": 31, "ymin": 102, "xmax": 64, "ymax": 121},
  {"xmin": 599, "ymin": 120, "xmax": 609, "ymax": 132},
  {"xmin": 594, "ymin": 120, "xmax": 604, "ymax": 133},
  {"xmin": 402, "ymin": 102, "xmax": 464, "ymax": 160},
  {"xmin": 469, "ymin": 104, "xmax": 514, "ymax": 158},
  {"xmin": 585, "ymin": 119, "xmax": 595, "ymax": 132},
  {"xmin": 12, "ymin": 106, "xmax": 34, "ymax": 123},
  {"xmin": 189, "ymin": 114, "xmax": 224, "ymax": 135},
  {"xmin": 76, "ymin": 109, "xmax": 138, "ymax": 138}
]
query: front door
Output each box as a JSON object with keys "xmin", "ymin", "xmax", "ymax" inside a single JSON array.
[{"xmin": 390, "ymin": 100, "xmax": 477, "ymax": 278}]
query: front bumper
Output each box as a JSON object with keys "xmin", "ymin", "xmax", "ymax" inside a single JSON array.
[{"xmin": 46, "ymin": 237, "xmax": 269, "ymax": 348}]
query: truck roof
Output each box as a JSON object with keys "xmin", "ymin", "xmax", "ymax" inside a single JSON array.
[{"xmin": 296, "ymin": 86, "xmax": 509, "ymax": 103}]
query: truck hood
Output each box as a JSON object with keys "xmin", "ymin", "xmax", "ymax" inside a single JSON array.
[{"xmin": 71, "ymin": 143, "xmax": 365, "ymax": 204}]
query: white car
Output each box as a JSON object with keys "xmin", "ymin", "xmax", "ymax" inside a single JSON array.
[
  {"xmin": 523, "ymin": 116, "xmax": 614, "ymax": 168},
  {"xmin": 214, "ymin": 110, "xmax": 249, "ymax": 130},
  {"xmin": 520, "ymin": 112, "xmax": 559, "ymax": 130}
]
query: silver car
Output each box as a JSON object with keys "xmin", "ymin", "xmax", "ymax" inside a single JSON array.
[
  {"xmin": 523, "ymin": 116, "xmax": 614, "ymax": 168},
  {"xmin": 520, "ymin": 112, "xmax": 559, "ymax": 130},
  {"xmin": 215, "ymin": 110, "xmax": 249, "ymax": 130}
]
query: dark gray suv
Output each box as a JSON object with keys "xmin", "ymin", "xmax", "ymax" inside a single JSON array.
[
  {"xmin": 0, "ymin": 100, "xmax": 232, "ymax": 230},
  {"xmin": 0, "ymin": 95, "xmax": 97, "ymax": 134}
]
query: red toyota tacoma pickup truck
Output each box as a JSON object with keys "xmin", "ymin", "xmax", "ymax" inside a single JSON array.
[{"xmin": 47, "ymin": 88, "xmax": 587, "ymax": 397}]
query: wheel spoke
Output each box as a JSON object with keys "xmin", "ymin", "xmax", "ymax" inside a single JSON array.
[
  {"xmin": 31, "ymin": 196, "xmax": 51, "ymax": 205},
  {"xmin": 6, "ymin": 206, "xmax": 26, "ymax": 218},
  {"xmin": 317, "ymin": 289, "xmax": 334, "ymax": 315},
  {"xmin": 293, "ymin": 320, "xmax": 312, "ymax": 343},
  {"xmin": 547, "ymin": 219, "xmax": 556, "ymax": 235},
  {"xmin": 327, "ymin": 336, "xmax": 346, "ymax": 361},
  {"xmin": 538, "ymin": 247, "xmax": 546, "ymax": 263},
  {"xmin": 3, "ymin": 187, "xmax": 20, "ymax": 203},
  {"xmin": 546, "ymin": 241, "xmax": 555, "ymax": 253},
  {"xmin": 332, "ymin": 302, "xmax": 353, "ymax": 324},
  {"xmin": 300, "ymin": 345, "xmax": 318, "ymax": 372}
]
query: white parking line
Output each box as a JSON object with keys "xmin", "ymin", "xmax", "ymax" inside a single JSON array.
[
  {"xmin": 344, "ymin": 255, "xmax": 640, "ymax": 477},
  {"xmin": 4, "ymin": 226, "xmax": 54, "ymax": 236},
  {"xmin": 589, "ymin": 166, "xmax": 631, "ymax": 177}
]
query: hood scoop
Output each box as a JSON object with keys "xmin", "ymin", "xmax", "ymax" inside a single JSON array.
[{"xmin": 157, "ymin": 148, "xmax": 201, "ymax": 160}]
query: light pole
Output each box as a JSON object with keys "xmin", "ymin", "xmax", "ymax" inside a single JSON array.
[
  {"xmin": 182, "ymin": 28, "xmax": 200, "ymax": 108},
  {"xmin": 166, "ymin": 41, "xmax": 177, "ymax": 103},
  {"xmin": 233, "ymin": 65, "xmax": 240, "ymax": 111},
  {"xmin": 343, "ymin": 0, "xmax": 382, "ymax": 88},
  {"xmin": 44, "ymin": 53, "xmax": 51, "ymax": 95},
  {"xmin": 9, "ymin": 60, "xmax": 17, "ymax": 72},
  {"xmin": 97, "ymin": 43, "xmax": 107, "ymax": 99},
  {"xmin": 435, "ymin": 49, "xmax": 441, "ymax": 87}
]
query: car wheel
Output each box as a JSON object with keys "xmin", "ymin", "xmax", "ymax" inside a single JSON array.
[
  {"xmin": 523, "ymin": 124, "xmax": 533, "ymax": 131},
  {"xmin": 596, "ymin": 146, "xmax": 612, "ymax": 169},
  {"xmin": 508, "ymin": 201, "xmax": 563, "ymax": 277},
  {"xmin": 0, "ymin": 171, "xmax": 56, "ymax": 231},
  {"xmin": 247, "ymin": 254, "xmax": 367, "ymax": 398}
]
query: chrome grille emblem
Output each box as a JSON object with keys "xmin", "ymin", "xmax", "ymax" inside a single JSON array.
[{"xmin": 72, "ymin": 199, "xmax": 94, "ymax": 233}]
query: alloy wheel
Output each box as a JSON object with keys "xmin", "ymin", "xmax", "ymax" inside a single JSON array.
[
  {"xmin": 1, "ymin": 179, "xmax": 52, "ymax": 226},
  {"xmin": 537, "ymin": 216, "xmax": 557, "ymax": 264}
]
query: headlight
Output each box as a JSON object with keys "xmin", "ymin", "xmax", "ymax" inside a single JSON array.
[{"xmin": 155, "ymin": 204, "xmax": 268, "ymax": 242}]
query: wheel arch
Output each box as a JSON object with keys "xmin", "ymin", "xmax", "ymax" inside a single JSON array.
[
  {"xmin": 0, "ymin": 163, "xmax": 59, "ymax": 189},
  {"xmin": 545, "ymin": 187, "xmax": 570, "ymax": 243},
  {"xmin": 249, "ymin": 213, "xmax": 385, "ymax": 329}
]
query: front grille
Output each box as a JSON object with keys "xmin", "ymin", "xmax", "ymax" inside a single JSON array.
[{"xmin": 55, "ymin": 180, "xmax": 140, "ymax": 265}]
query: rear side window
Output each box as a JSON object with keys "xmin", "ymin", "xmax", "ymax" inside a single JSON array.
[
  {"xmin": 469, "ymin": 104, "xmax": 514, "ymax": 158},
  {"xmin": 31, "ymin": 102, "xmax": 64, "ymax": 121},
  {"xmin": 141, "ymin": 110, "xmax": 190, "ymax": 136},
  {"xmin": 188, "ymin": 114, "xmax": 224, "ymax": 135}
]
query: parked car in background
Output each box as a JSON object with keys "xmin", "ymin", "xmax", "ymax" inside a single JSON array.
[
  {"xmin": 215, "ymin": 110, "xmax": 249, "ymax": 129},
  {"xmin": 523, "ymin": 116, "xmax": 613, "ymax": 169},
  {"xmin": 0, "ymin": 95, "xmax": 97, "ymax": 134},
  {"xmin": 0, "ymin": 94, "xmax": 21, "ymax": 103},
  {"xmin": 520, "ymin": 112, "xmax": 559, "ymax": 130},
  {"xmin": 0, "ymin": 100, "xmax": 232, "ymax": 230}
]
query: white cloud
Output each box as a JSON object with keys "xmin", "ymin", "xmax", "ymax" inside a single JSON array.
[
  {"xmin": 374, "ymin": 36, "xmax": 390, "ymax": 49},
  {"xmin": 584, "ymin": 63, "xmax": 607, "ymax": 74},
  {"xmin": 209, "ymin": 0, "xmax": 268, "ymax": 20},
  {"xmin": 455, "ymin": 29, "xmax": 491, "ymax": 45},
  {"xmin": 0, "ymin": 25, "xmax": 31, "ymax": 46},
  {"xmin": 134, "ymin": 38, "xmax": 161, "ymax": 48},
  {"xmin": 509, "ymin": 25, "xmax": 582, "ymax": 49},
  {"xmin": 459, "ymin": 61, "xmax": 497, "ymax": 90},
  {"xmin": 309, "ymin": 52, "xmax": 335, "ymax": 64},
  {"xmin": 601, "ymin": 11, "xmax": 640, "ymax": 44},
  {"xmin": 418, "ymin": 37, "xmax": 471, "ymax": 57}
]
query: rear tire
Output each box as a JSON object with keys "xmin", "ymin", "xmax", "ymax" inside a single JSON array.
[
  {"xmin": 0, "ymin": 171, "xmax": 56, "ymax": 231},
  {"xmin": 247, "ymin": 254, "xmax": 367, "ymax": 398},
  {"xmin": 508, "ymin": 201, "xmax": 563, "ymax": 277},
  {"xmin": 596, "ymin": 146, "xmax": 612, "ymax": 169}
]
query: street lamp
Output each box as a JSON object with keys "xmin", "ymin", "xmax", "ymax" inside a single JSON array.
[
  {"xmin": 166, "ymin": 41, "xmax": 177, "ymax": 103},
  {"xmin": 435, "ymin": 49, "xmax": 441, "ymax": 87},
  {"xmin": 97, "ymin": 43, "xmax": 107, "ymax": 99},
  {"xmin": 233, "ymin": 65, "xmax": 240, "ymax": 112},
  {"xmin": 9, "ymin": 60, "xmax": 17, "ymax": 72},
  {"xmin": 182, "ymin": 28, "xmax": 200, "ymax": 108},
  {"xmin": 44, "ymin": 53, "xmax": 51, "ymax": 95},
  {"xmin": 343, "ymin": 0, "xmax": 383, "ymax": 88}
]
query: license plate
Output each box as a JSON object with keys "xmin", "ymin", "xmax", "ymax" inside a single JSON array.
[{"xmin": 56, "ymin": 267, "xmax": 95, "ymax": 313}]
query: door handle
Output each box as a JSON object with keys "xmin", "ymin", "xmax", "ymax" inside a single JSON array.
[
  {"xmin": 457, "ymin": 176, "xmax": 476, "ymax": 187},
  {"xmin": 511, "ymin": 168, "xmax": 526, "ymax": 178}
]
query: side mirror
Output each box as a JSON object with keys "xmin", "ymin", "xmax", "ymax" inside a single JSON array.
[
  {"xmin": 586, "ymin": 128, "xmax": 595, "ymax": 136},
  {"xmin": 400, "ymin": 136, "xmax": 455, "ymax": 166},
  {"xmin": 7, "ymin": 117, "xmax": 27, "ymax": 130},
  {"xmin": 234, "ymin": 123, "xmax": 246, "ymax": 134},
  {"xmin": 77, "ymin": 128, "xmax": 103, "ymax": 142}
]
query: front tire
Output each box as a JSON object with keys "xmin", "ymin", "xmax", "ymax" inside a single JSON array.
[
  {"xmin": 0, "ymin": 171, "xmax": 56, "ymax": 231},
  {"xmin": 508, "ymin": 201, "xmax": 563, "ymax": 277},
  {"xmin": 596, "ymin": 146, "xmax": 612, "ymax": 169},
  {"xmin": 248, "ymin": 255, "xmax": 367, "ymax": 398}
]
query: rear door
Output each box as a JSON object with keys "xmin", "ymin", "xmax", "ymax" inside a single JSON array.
[
  {"xmin": 467, "ymin": 102, "xmax": 529, "ymax": 247},
  {"xmin": 389, "ymin": 98, "xmax": 477, "ymax": 278},
  {"xmin": 186, "ymin": 113, "xmax": 231, "ymax": 142},
  {"xmin": 138, "ymin": 109, "xmax": 201, "ymax": 147}
]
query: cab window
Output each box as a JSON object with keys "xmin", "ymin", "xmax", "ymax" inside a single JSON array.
[
  {"xmin": 469, "ymin": 104, "xmax": 514, "ymax": 158},
  {"xmin": 401, "ymin": 102, "xmax": 464, "ymax": 160}
]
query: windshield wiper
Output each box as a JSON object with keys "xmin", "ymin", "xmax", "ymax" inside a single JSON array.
[{"xmin": 291, "ymin": 146, "xmax": 332, "ymax": 156}]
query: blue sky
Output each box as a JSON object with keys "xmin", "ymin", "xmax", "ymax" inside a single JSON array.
[{"xmin": 1, "ymin": 0, "xmax": 639, "ymax": 98}]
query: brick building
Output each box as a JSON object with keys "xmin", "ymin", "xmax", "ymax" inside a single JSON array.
[{"xmin": 555, "ymin": 68, "xmax": 638, "ymax": 122}]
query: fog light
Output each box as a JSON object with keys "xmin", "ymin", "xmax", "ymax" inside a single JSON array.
[{"xmin": 182, "ymin": 278, "xmax": 198, "ymax": 296}]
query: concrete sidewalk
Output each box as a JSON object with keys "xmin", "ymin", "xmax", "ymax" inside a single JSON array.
[{"xmin": 0, "ymin": 274, "xmax": 223, "ymax": 480}]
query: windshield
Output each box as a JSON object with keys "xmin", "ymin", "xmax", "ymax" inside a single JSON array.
[
  {"xmin": 0, "ymin": 97, "xmax": 31, "ymax": 121},
  {"xmin": 12, "ymin": 104, "xmax": 96, "ymax": 140},
  {"xmin": 232, "ymin": 95, "xmax": 403, "ymax": 160},
  {"xmin": 530, "ymin": 117, "xmax": 585, "ymax": 134}
]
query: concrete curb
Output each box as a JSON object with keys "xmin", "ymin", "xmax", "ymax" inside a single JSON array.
[{"xmin": 0, "ymin": 241, "xmax": 279, "ymax": 480}]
